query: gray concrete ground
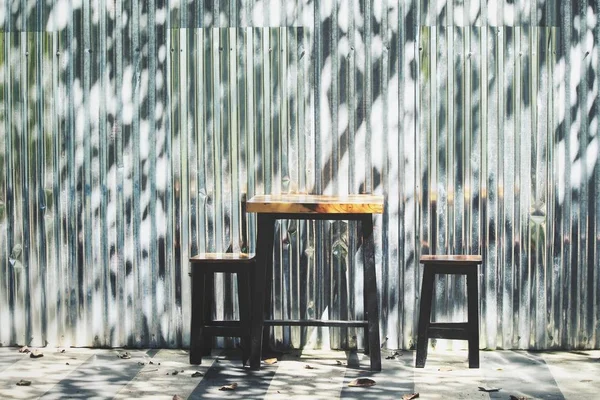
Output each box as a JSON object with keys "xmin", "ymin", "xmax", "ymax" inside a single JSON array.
[{"xmin": 0, "ymin": 346, "xmax": 598, "ymax": 399}]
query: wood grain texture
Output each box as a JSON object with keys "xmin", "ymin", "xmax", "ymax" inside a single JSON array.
[
  {"xmin": 246, "ymin": 194, "xmax": 384, "ymax": 214},
  {"xmin": 420, "ymin": 255, "xmax": 482, "ymax": 264},
  {"xmin": 190, "ymin": 253, "xmax": 254, "ymax": 262}
]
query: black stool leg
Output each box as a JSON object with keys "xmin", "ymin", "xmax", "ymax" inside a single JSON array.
[
  {"xmin": 190, "ymin": 268, "xmax": 206, "ymax": 364},
  {"xmin": 237, "ymin": 269, "xmax": 252, "ymax": 366},
  {"xmin": 361, "ymin": 216, "xmax": 381, "ymax": 371},
  {"xmin": 202, "ymin": 272, "xmax": 215, "ymax": 356},
  {"xmin": 466, "ymin": 269, "xmax": 479, "ymax": 368},
  {"xmin": 416, "ymin": 266, "xmax": 435, "ymax": 368}
]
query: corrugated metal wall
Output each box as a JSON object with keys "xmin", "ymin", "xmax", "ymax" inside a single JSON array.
[{"xmin": 0, "ymin": 0, "xmax": 598, "ymax": 351}]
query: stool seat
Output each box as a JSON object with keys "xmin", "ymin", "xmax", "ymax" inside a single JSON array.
[{"xmin": 416, "ymin": 255, "xmax": 482, "ymax": 368}]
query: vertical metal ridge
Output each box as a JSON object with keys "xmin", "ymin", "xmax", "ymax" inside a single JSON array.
[
  {"xmin": 0, "ymin": 31, "xmax": 9, "ymax": 345},
  {"xmin": 130, "ymin": 0, "xmax": 144, "ymax": 346},
  {"xmin": 364, "ymin": 0, "xmax": 372, "ymax": 193},
  {"xmin": 447, "ymin": 26, "xmax": 455, "ymax": 255},
  {"xmin": 593, "ymin": 1, "xmax": 600, "ymax": 347},
  {"xmin": 576, "ymin": 0, "xmax": 590, "ymax": 349},
  {"xmin": 166, "ymin": 23, "xmax": 178, "ymax": 346},
  {"xmin": 559, "ymin": 0, "xmax": 572, "ymax": 350},
  {"xmin": 82, "ymin": 0, "xmax": 93, "ymax": 346},
  {"xmin": 147, "ymin": 0, "xmax": 159, "ymax": 347},
  {"xmin": 113, "ymin": 0, "xmax": 126, "ymax": 347}
]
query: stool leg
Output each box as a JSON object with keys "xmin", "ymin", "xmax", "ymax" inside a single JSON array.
[
  {"xmin": 416, "ymin": 266, "xmax": 435, "ymax": 368},
  {"xmin": 466, "ymin": 269, "xmax": 480, "ymax": 368},
  {"xmin": 203, "ymin": 272, "xmax": 215, "ymax": 356},
  {"xmin": 237, "ymin": 269, "xmax": 252, "ymax": 366},
  {"xmin": 361, "ymin": 216, "xmax": 381, "ymax": 371},
  {"xmin": 190, "ymin": 269, "xmax": 206, "ymax": 364}
]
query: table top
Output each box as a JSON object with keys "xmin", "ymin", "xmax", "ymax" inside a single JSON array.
[
  {"xmin": 420, "ymin": 254, "xmax": 482, "ymax": 264},
  {"xmin": 247, "ymin": 194, "xmax": 384, "ymax": 214}
]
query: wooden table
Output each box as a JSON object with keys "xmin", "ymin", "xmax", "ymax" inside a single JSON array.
[{"xmin": 247, "ymin": 194, "xmax": 384, "ymax": 371}]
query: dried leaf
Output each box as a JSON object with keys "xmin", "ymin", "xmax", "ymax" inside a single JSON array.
[
  {"xmin": 438, "ymin": 366, "xmax": 452, "ymax": 371},
  {"xmin": 60, "ymin": 349, "xmax": 66, "ymax": 353},
  {"xmin": 171, "ymin": 370, "xmax": 179, "ymax": 376},
  {"xmin": 192, "ymin": 371, "xmax": 203, "ymax": 378},
  {"xmin": 18, "ymin": 346, "xmax": 30, "ymax": 354},
  {"xmin": 119, "ymin": 352, "xmax": 131, "ymax": 359},
  {"xmin": 304, "ymin": 364, "xmax": 315, "ymax": 370},
  {"xmin": 478, "ymin": 386, "xmax": 500, "ymax": 392},
  {"xmin": 386, "ymin": 351, "xmax": 401, "ymax": 360},
  {"xmin": 137, "ymin": 362, "xmax": 145, "ymax": 366},
  {"xmin": 219, "ymin": 383, "xmax": 238, "ymax": 391},
  {"xmin": 402, "ymin": 394, "xmax": 419, "ymax": 400},
  {"xmin": 30, "ymin": 350, "xmax": 44, "ymax": 359},
  {"xmin": 509, "ymin": 396, "xmax": 530, "ymax": 400},
  {"xmin": 348, "ymin": 378, "xmax": 376, "ymax": 387},
  {"xmin": 264, "ymin": 358, "xmax": 278, "ymax": 365},
  {"xmin": 16, "ymin": 379, "xmax": 31, "ymax": 386},
  {"xmin": 335, "ymin": 360, "xmax": 343, "ymax": 365}
]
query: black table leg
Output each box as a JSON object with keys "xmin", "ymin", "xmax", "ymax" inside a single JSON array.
[
  {"xmin": 249, "ymin": 214, "xmax": 275, "ymax": 370},
  {"xmin": 416, "ymin": 266, "xmax": 435, "ymax": 368},
  {"xmin": 362, "ymin": 215, "xmax": 381, "ymax": 371},
  {"xmin": 190, "ymin": 267, "xmax": 206, "ymax": 364}
]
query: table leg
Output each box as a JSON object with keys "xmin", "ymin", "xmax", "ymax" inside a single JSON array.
[
  {"xmin": 361, "ymin": 215, "xmax": 381, "ymax": 371},
  {"xmin": 249, "ymin": 214, "xmax": 275, "ymax": 370},
  {"xmin": 190, "ymin": 267, "xmax": 206, "ymax": 364}
]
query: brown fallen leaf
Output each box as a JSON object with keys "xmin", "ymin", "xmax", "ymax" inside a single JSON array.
[
  {"xmin": 192, "ymin": 371, "xmax": 203, "ymax": 377},
  {"xmin": 402, "ymin": 394, "xmax": 419, "ymax": 400},
  {"xmin": 16, "ymin": 379, "xmax": 31, "ymax": 386},
  {"xmin": 304, "ymin": 364, "xmax": 316, "ymax": 370},
  {"xmin": 119, "ymin": 352, "xmax": 131, "ymax": 359},
  {"xmin": 336, "ymin": 360, "xmax": 343, "ymax": 365},
  {"xmin": 348, "ymin": 378, "xmax": 376, "ymax": 387},
  {"xmin": 386, "ymin": 351, "xmax": 401, "ymax": 360},
  {"xmin": 60, "ymin": 349, "xmax": 66, "ymax": 353},
  {"xmin": 30, "ymin": 350, "xmax": 44, "ymax": 359},
  {"xmin": 478, "ymin": 386, "xmax": 500, "ymax": 392},
  {"xmin": 171, "ymin": 370, "xmax": 179, "ymax": 376},
  {"xmin": 18, "ymin": 346, "xmax": 30, "ymax": 353},
  {"xmin": 264, "ymin": 358, "xmax": 278, "ymax": 365},
  {"xmin": 137, "ymin": 362, "xmax": 145, "ymax": 366},
  {"xmin": 509, "ymin": 396, "xmax": 530, "ymax": 400},
  {"xmin": 219, "ymin": 383, "xmax": 238, "ymax": 391}
]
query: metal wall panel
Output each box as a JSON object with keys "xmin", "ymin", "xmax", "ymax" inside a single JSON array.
[{"xmin": 0, "ymin": 0, "xmax": 597, "ymax": 351}]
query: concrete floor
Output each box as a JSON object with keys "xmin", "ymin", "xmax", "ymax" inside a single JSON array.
[{"xmin": 0, "ymin": 346, "xmax": 598, "ymax": 399}]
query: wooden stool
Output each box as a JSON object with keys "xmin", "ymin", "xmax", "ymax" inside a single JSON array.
[
  {"xmin": 189, "ymin": 195, "xmax": 254, "ymax": 366},
  {"xmin": 190, "ymin": 254, "xmax": 254, "ymax": 365},
  {"xmin": 416, "ymin": 255, "xmax": 482, "ymax": 368}
]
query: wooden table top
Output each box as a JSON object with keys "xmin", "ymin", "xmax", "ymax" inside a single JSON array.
[
  {"xmin": 247, "ymin": 194, "xmax": 384, "ymax": 214},
  {"xmin": 420, "ymin": 254, "xmax": 482, "ymax": 264}
]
